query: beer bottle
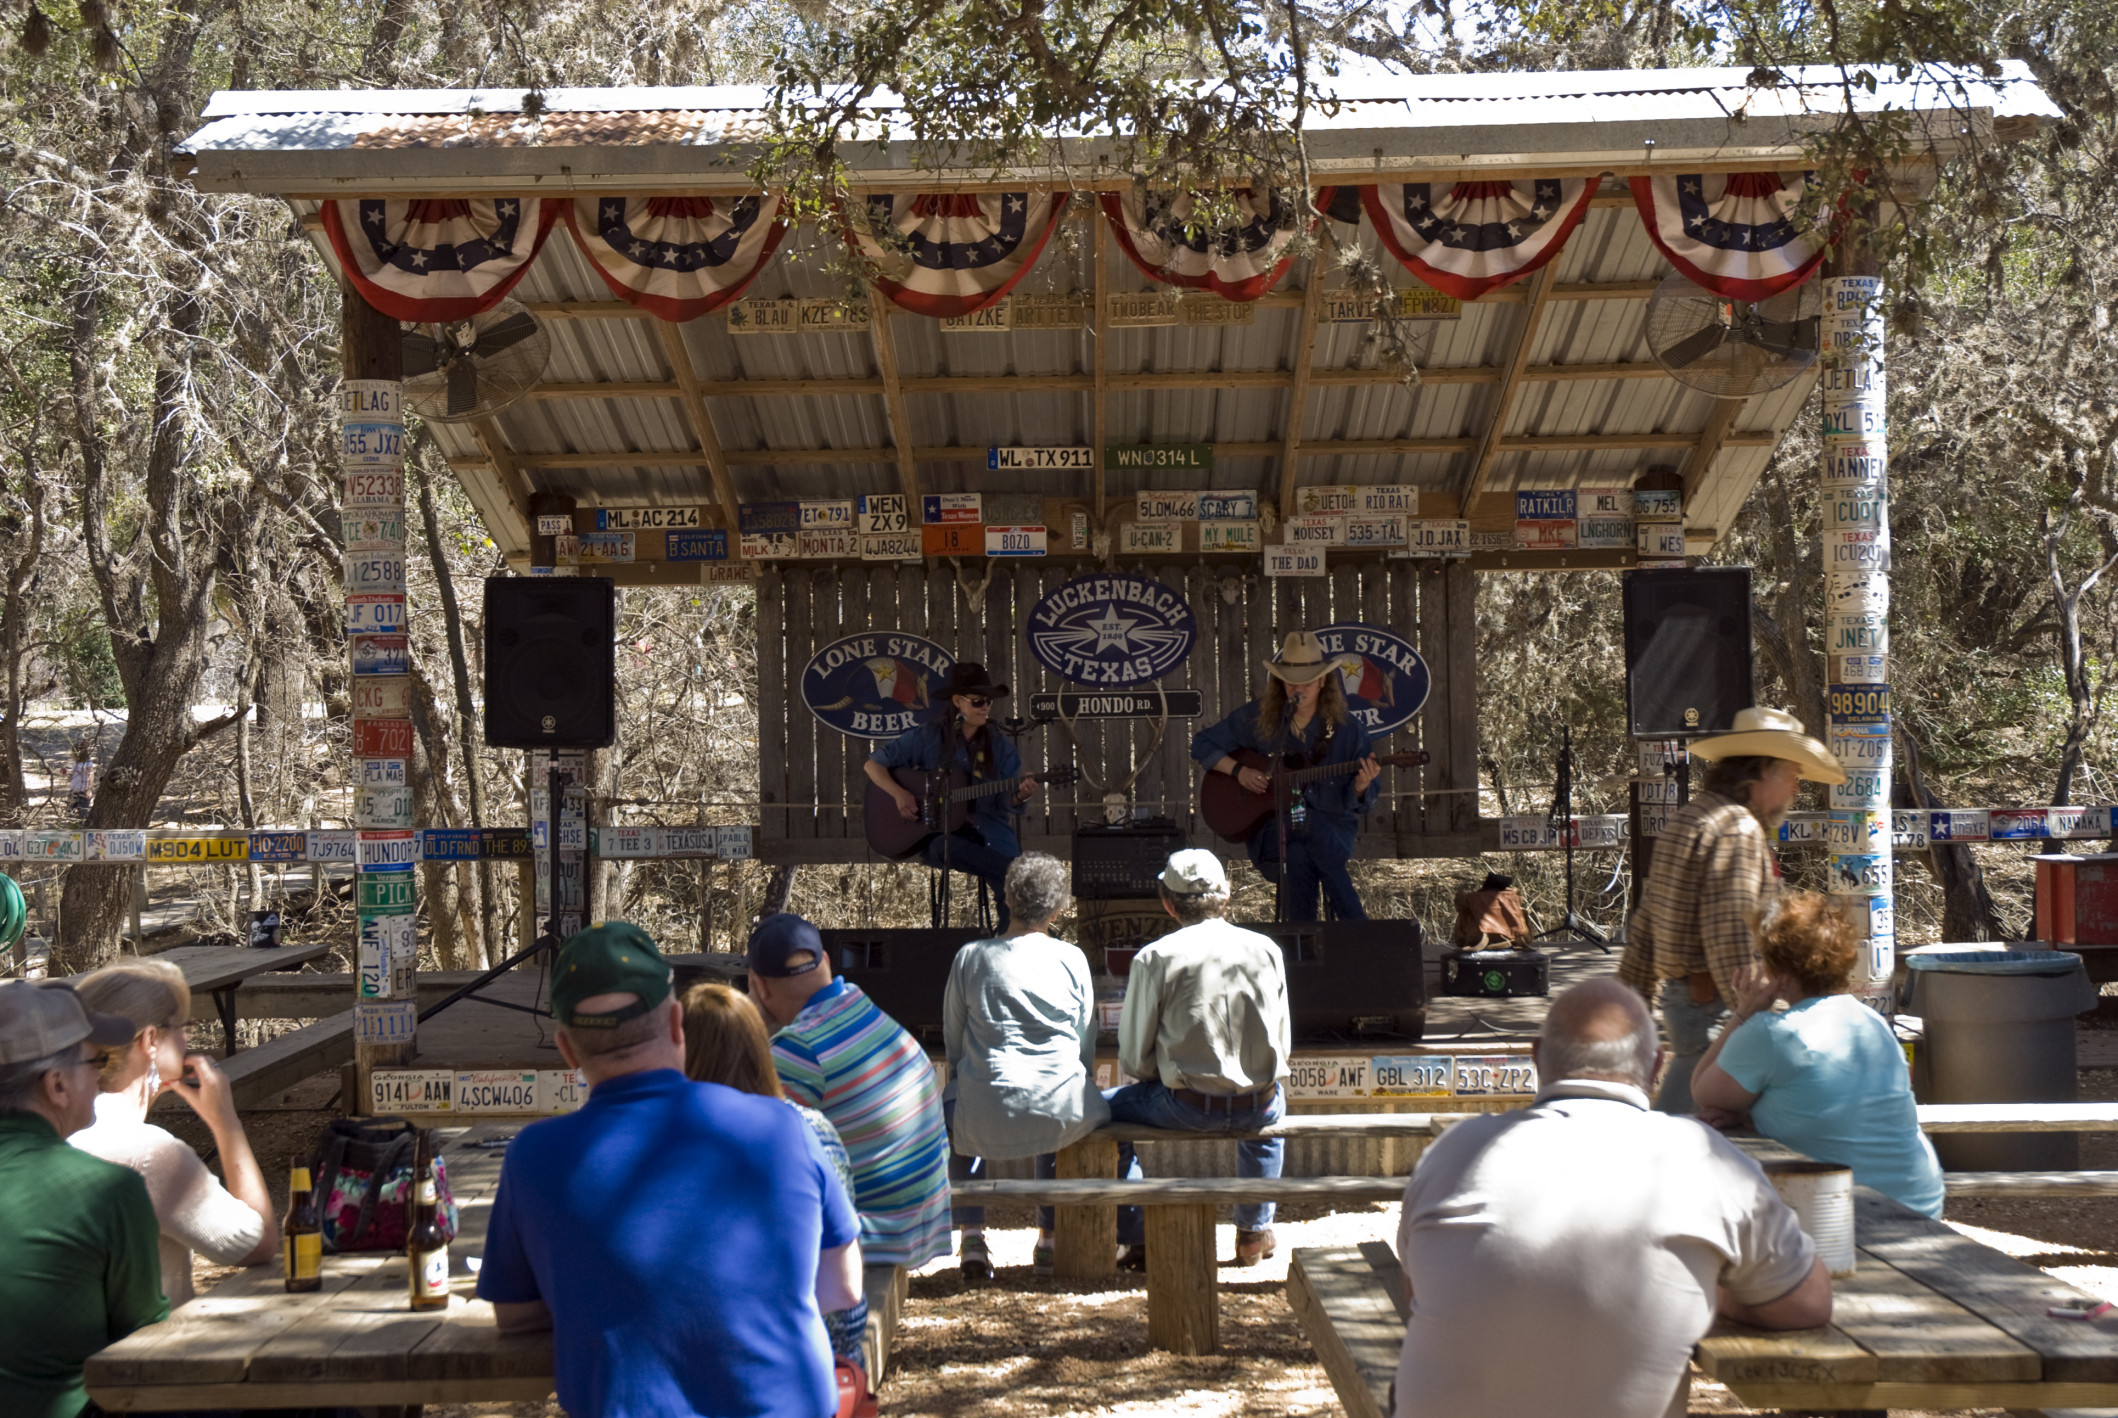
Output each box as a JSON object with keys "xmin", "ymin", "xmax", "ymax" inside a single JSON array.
[
  {"xmin": 406, "ymin": 1128, "xmax": 449, "ymax": 1311},
  {"xmin": 282, "ymin": 1165, "xmax": 322, "ymax": 1293}
]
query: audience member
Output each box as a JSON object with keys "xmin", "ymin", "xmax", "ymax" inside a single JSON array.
[
  {"xmin": 72, "ymin": 960, "xmax": 277, "ymax": 1308},
  {"xmin": 1692, "ymin": 892, "xmax": 1945, "ymax": 1216},
  {"xmin": 0, "ymin": 979, "xmax": 167, "ymax": 1418},
  {"xmin": 477, "ymin": 923, "xmax": 860, "ymax": 1418},
  {"xmin": 1108, "ymin": 849, "xmax": 1291, "ymax": 1267},
  {"xmin": 679, "ymin": 980, "xmax": 870, "ymax": 1371},
  {"xmin": 1395, "ymin": 978, "xmax": 1830, "ymax": 1418},
  {"xmin": 943, "ymin": 851, "xmax": 1109, "ymax": 1279},
  {"xmin": 749, "ymin": 913, "xmax": 952, "ymax": 1303},
  {"xmin": 1618, "ymin": 708, "xmax": 1841, "ymax": 1114}
]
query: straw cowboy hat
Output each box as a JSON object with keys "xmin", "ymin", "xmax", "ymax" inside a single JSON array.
[
  {"xmin": 1264, "ymin": 631, "xmax": 1338, "ymax": 685},
  {"xmin": 1688, "ymin": 707, "xmax": 1846, "ymax": 785}
]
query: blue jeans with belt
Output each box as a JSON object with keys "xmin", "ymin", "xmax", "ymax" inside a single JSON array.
[
  {"xmin": 1654, "ymin": 977, "xmax": 1729, "ymax": 1115},
  {"xmin": 1104, "ymin": 1080, "xmax": 1287, "ymax": 1242}
]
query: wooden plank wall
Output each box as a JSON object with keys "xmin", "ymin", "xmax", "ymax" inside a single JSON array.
[{"xmin": 757, "ymin": 560, "xmax": 1479, "ymax": 863}]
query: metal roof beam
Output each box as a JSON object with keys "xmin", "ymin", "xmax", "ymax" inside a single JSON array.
[
  {"xmin": 1678, "ymin": 397, "xmax": 1745, "ymax": 509},
  {"xmin": 867, "ymin": 293, "xmax": 923, "ymax": 505}
]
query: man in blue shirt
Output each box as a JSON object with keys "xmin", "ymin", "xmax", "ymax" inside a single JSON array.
[
  {"xmin": 1193, "ymin": 631, "xmax": 1381, "ymax": 920},
  {"xmin": 864, "ymin": 662, "xmax": 1039, "ymax": 927},
  {"xmin": 477, "ymin": 923, "xmax": 861, "ymax": 1418}
]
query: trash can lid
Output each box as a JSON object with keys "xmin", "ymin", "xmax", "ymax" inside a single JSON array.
[{"xmin": 1903, "ymin": 949, "xmax": 2082, "ymax": 976}]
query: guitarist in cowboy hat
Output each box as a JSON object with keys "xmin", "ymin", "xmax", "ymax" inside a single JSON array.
[
  {"xmin": 865, "ymin": 663, "xmax": 1039, "ymax": 928},
  {"xmin": 1192, "ymin": 632, "xmax": 1382, "ymax": 921}
]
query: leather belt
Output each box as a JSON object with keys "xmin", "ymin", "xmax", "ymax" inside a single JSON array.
[{"xmin": 1173, "ymin": 1086, "xmax": 1275, "ymax": 1113}]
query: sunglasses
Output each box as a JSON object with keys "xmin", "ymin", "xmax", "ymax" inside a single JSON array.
[{"xmin": 965, "ymin": 697, "xmax": 992, "ymax": 709}]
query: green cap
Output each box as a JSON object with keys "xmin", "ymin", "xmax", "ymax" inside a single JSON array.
[{"xmin": 550, "ymin": 922, "xmax": 674, "ymax": 1029}]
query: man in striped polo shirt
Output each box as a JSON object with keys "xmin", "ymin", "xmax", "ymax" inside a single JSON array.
[{"xmin": 749, "ymin": 914, "xmax": 951, "ymax": 1320}]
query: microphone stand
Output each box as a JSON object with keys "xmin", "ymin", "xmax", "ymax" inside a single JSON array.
[
  {"xmin": 1534, "ymin": 723, "xmax": 1609, "ymax": 952},
  {"xmin": 933, "ymin": 703, "xmax": 957, "ymax": 930}
]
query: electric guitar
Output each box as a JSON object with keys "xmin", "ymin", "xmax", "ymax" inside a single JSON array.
[
  {"xmin": 1198, "ymin": 747, "xmax": 1429, "ymax": 843},
  {"xmin": 863, "ymin": 765, "xmax": 1080, "ymax": 860}
]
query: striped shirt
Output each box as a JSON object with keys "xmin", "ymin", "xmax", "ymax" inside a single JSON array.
[{"xmin": 772, "ymin": 980, "xmax": 951, "ymax": 1268}]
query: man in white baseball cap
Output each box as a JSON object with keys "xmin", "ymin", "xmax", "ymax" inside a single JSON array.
[
  {"xmin": 0, "ymin": 980, "xmax": 168, "ymax": 1417},
  {"xmin": 1105, "ymin": 849, "xmax": 1293, "ymax": 1267}
]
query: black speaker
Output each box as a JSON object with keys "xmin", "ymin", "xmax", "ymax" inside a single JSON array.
[
  {"xmin": 824, "ymin": 927, "xmax": 981, "ymax": 1047},
  {"xmin": 483, "ymin": 578, "xmax": 617, "ymax": 749},
  {"xmin": 1246, "ymin": 919, "xmax": 1427, "ymax": 1044},
  {"xmin": 1622, "ymin": 567, "xmax": 1754, "ymax": 737}
]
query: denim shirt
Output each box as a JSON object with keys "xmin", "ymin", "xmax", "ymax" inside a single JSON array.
[
  {"xmin": 871, "ymin": 721, "xmax": 1024, "ymax": 857},
  {"xmin": 1190, "ymin": 699, "xmax": 1380, "ymax": 833}
]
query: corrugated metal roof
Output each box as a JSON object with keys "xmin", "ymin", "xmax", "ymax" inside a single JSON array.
[{"xmin": 259, "ymin": 60, "xmax": 2059, "ymax": 562}]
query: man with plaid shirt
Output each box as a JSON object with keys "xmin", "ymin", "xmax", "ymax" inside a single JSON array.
[{"xmin": 1619, "ymin": 709, "xmax": 1843, "ymax": 1114}]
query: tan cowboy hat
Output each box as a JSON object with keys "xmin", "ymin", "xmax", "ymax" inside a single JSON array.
[
  {"xmin": 1688, "ymin": 707, "xmax": 1847, "ymax": 785},
  {"xmin": 1264, "ymin": 631, "xmax": 1337, "ymax": 685}
]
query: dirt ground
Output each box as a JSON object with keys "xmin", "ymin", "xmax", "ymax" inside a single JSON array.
[{"xmin": 161, "ymin": 1067, "xmax": 2118, "ymax": 1418}]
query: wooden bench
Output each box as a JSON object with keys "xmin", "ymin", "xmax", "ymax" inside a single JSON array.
[
  {"xmin": 1286, "ymin": 1243, "xmax": 1408, "ymax": 1418},
  {"xmin": 70, "ymin": 943, "xmax": 334, "ymax": 1057}
]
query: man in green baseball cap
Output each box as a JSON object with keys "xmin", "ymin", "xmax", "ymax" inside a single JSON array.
[{"xmin": 477, "ymin": 922, "xmax": 862, "ymax": 1418}]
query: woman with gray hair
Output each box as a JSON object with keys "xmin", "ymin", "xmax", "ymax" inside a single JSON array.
[{"xmin": 943, "ymin": 851, "xmax": 1110, "ymax": 1279}]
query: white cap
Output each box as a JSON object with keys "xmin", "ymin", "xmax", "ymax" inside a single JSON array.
[{"xmin": 1159, "ymin": 848, "xmax": 1229, "ymax": 896}]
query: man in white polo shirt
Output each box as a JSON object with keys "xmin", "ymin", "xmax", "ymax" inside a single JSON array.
[{"xmin": 1394, "ymin": 979, "xmax": 1830, "ymax": 1418}]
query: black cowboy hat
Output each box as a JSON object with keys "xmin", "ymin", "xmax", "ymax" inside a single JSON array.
[{"xmin": 938, "ymin": 662, "xmax": 1010, "ymax": 700}]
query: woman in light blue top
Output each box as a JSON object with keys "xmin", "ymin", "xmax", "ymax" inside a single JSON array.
[
  {"xmin": 945, "ymin": 851, "xmax": 1110, "ymax": 1279},
  {"xmin": 1693, "ymin": 891, "xmax": 1945, "ymax": 1216}
]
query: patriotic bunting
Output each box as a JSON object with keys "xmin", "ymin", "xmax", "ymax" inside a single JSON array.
[
  {"xmin": 565, "ymin": 195, "xmax": 787, "ymax": 322},
  {"xmin": 1629, "ymin": 172, "xmax": 1832, "ymax": 301},
  {"xmin": 850, "ymin": 192, "xmax": 1067, "ymax": 318},
  {"xmin": 322, "ymin": 197, "xmax": 559, "ymax": 323},
  {"xmin": 1099, "ymin": 189, "xmax": 1302, "ymax": 302},
  {"xmin": 1360, "ymin": 179, "xmax": 1595, "ymax": 301}
]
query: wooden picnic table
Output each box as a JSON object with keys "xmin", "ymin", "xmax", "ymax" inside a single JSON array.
[
  {"xmin": 70, "ymin": 944, "xmax": 334, "ymax": 1056},
  {"xmin": 84, "ymin": 1121, "xmax": 550, "ymax": 1413}
]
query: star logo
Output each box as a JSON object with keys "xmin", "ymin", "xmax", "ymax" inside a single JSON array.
[
  {"xmin": 497, "ymin": 199, "xmax": 518, "ymax": 217},
  {"xmin": 409, "ymin": 250, "xmax": 429, "ymax": 268},
  {"xmin": 1005, "ymin": 194, "xmax": 1024, "ymax": 214},
  {"xmin": 364, "ymin": 206, "xmax": 385, "ymax": 227},
  {"xmin": 1088, "ymin": 608, "xmax": 1138, "ymax": 652},
  {"xmin": 629, "ymin": 240, "xmax": 646, "ymax": 257},
  {"xmin": 1682, "ymin": 178, "xmax": 1702, "ymax": 196}
]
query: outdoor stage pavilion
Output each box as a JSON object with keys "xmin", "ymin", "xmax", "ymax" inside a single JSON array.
[{"xmin": 183, "ymin": 64, "xmax": 2057, "ymax": 871}]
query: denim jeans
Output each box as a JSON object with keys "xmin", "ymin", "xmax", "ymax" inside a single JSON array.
[
  {"xmin": 1247, "ymin": 822, "xmax": 1366, "ymax": 921},
  {"xmin": 1655, "ymin": 977, "xmax": 1729, "ymax": 1115},
  {"xmin": 945, "ymin": 1098, "xmax": 1055, "ymax": 1229},
  {"xmin": 1104, "ymin": 1080, "xmax": 1286, "ymax": 1241},
  {"xmin": 919, "ymin": 827, "xmax": 1012, "ymax": 929}
]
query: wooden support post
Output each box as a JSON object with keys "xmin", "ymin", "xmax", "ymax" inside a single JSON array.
[
  {"xmin": 867, "ymin": 293, "xmax": 924, "ymax": 506},
  {"xmin": 1053, "ymin": 1135, "xmax": 1119, "ymax": 1281},
  {"xmin": 1145, "ymin": 1203, "xmax": 1219, "ymax": 1355},
  {"xmin": 654, "ymin": 322, "xmax": 746, "ymax": 551},
  {"xmin": 342, "ymin": 284, "xmax": 416, "ymax": 1091},
  {"xmin": 1275, "ymin": 250, "xmax": 1332, "ymax": 519},
  {"xmin": 1458, "ymin": 263, "xmax": 1558, "ymax": 509},
  {"xmin": 1092, "ymin": 212, "xmax": 1109, "ymax": 520}
]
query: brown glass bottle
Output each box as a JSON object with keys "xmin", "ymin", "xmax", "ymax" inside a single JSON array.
[
  {"xmin": 406, "ymin": 1129, "xmax": 450, "ymax": 1310},
  {"xmin": 282, "ymin": 1165, "xmax": 322, "ymax": 1293}
]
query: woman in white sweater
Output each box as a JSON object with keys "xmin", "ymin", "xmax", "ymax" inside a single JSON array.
[{"xmin": 71, "ymin": 960, "xmax": 278, "ymax": 1307}]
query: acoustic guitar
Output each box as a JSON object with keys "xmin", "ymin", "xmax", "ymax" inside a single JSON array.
[
  {"xmin": 1198, "ymin": 747, "xmax": 1430, "ymax": 843},
  {"xmin": 863, "ymin": 765, "xmax": 1080, "ymax": 860}
]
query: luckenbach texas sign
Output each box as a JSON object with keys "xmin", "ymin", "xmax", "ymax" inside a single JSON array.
[{"xmin": 1026, "ymin": 573, "xmax": 1197, "ymax": 686}]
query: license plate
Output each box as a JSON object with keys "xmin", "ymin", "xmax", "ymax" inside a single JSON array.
[
  {"xmin": 1453, "ymin": 1056, "xmax": 1539, "ymax": 1095},
  {"xmin": 353, "ymin": 1001, "xmax": 415, "ymax": 1045},
  {"xmin": 1285, "ymin": 1055, "xmax": 1370, "ymax": 1100},
  {"xmin": 351, "ymin": 677, "xmax": 412, "ymax": 718},
  {"xmin": 344, "ymin": 595, "xmax": 406, "ymax": 635},
  {"xmin": 352, "ymin": 718, "xmax": 414, "ymax": 759},
  {"xmin": 1370, "ymin": 1055, "xmax": 1453, "ymax": 1097},
  {"xmin": 369, "ymin": 1069, "xmax": 452, "ymax": 1114},
  {"xmin": 350, "ymin": 634, "xmax": 408, "ymax": 676}
]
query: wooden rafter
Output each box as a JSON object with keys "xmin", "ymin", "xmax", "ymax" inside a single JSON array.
[
  {"xmin": 1679, "ymin": 397, "xmax": 1745, "ymax": 510},
  {"xmin": 867, "ymin": 293, "xmax": 923, "ymax": 506},
  {"xmin": 653, "ymin": 322, "xmax": 746, "ymax": 546},
  {"xmin": 445, "ymin": 429, "xmax": 1778, "ymax": 475},
  {"xmin": 524, "ymin": 360, "xmax": 1677, "ymax": 404},
  {"xmin": 1092, "ymin": 209, "xmax": 1109, "ymax": 518},
  {"xmin": 1277, "ymin": 251, "xmax": 1332, "ymax": 517},
  {"xmin": 465, "ymin": 418, "xmax": 536, "ymax": 547},
  {"xmin": 1458, "ymin": 265, "xmax": 1560, "ymax": 509}
]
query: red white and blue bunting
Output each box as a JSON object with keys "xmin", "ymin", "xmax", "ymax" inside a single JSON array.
[
  {"xmin": 1628, "ymin": 172, "xmax": 1831, "ymax": 301},
  {"xmin": 849, "ymin": 192, "xmax": 1067, "ymax": 318},
  {"xmin": 322, "ymin": 197, "xmax": 559, "ymax": 323},
  {"xmin": 1359, "ymin": 179, "xmax": 1595, "ymax": 301},
  {"xmin": 565, "ymin": 195, "xmax": 787, "ymax": 322},
  {"xmin": 1099, "ymin": 188, "xmax": 1304, "ymax": 302}
]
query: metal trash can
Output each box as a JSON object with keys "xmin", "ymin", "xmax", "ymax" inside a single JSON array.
[{"xmin": 1905, "ymin": 948, "xmax": 2098, "ymax": 1171}]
